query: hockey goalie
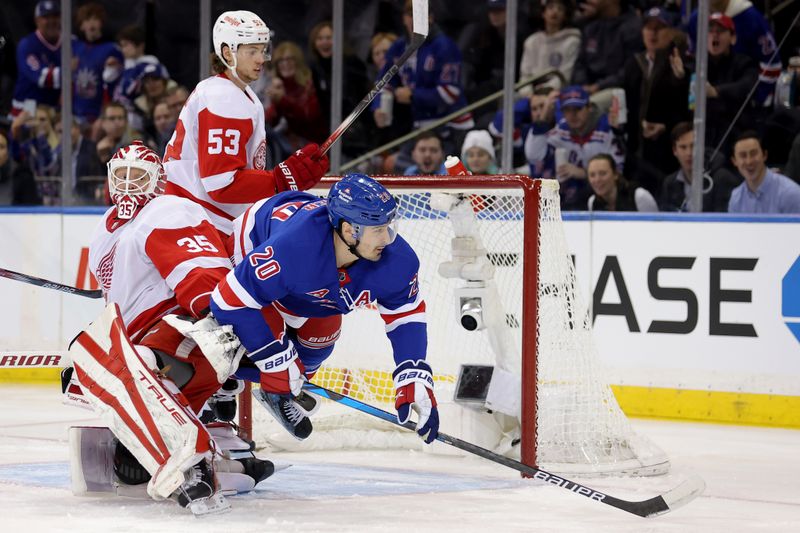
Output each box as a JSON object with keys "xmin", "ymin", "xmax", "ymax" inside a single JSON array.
[{"xmin": 65, "ymin": 141, "xmax": 272, "ymax": 515}]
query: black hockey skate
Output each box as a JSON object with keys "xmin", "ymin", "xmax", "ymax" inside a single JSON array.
[
  {"xmin": 252, "ymin": 389, "xmax": 313, "ymax": 440},
  {"xmin": 174, "ymin": 458, "xmax": 231, "ymax": 516},
  {"xmin": 237, "ymin": 456, "xmax": 275, "ymax": 484},
  {"xmin": 200, "ymin": 378, "xmax": 244, "ymax": 424}
]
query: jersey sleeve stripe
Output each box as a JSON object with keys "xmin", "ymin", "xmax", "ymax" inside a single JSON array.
[
  {"xmin": 201, "ymin": 170, "xmax": 238, "ymax": 192},
  {"xmin": 383, "ymin": 312, "xmax": 427, "ymax": 333},
  {"xmin": 377, "ymin": 293, "xmax": 424, "ymax": 315},
  {"xmin": 213, "ymin": 273, "xmax": 261, "ymax": 310},
  {"xmin": 188, "ymin": 291, "xmax": 213, "ymax": 316},
  {"xmin": 163, "ymin": 256, "xmax": 233, "ymax": 290},
  {"xmin": 381, "ymin": 301, "xmax": 426, "ymax": 326}
]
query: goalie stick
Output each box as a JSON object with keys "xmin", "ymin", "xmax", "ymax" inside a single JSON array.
[
  {"xmin": 302, "ymin": 382, "xmax": 705, "ymax": 519},
  {"xmin": 319, "ymin": 0, "xmax": 428, "ymax": 156},
  {"xmin": 0, "ymin": 267, "xmax": 102, "ymax": 298}
]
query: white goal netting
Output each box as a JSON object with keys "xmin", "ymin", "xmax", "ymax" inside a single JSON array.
[{"xmin": 251, "ymin": 176, "xmax": 668, "ymax": 476}]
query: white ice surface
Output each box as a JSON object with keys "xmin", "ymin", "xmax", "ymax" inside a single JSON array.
[{"xmin": 0, "ymin": 384, "xmax": 798, "ymax": 532}]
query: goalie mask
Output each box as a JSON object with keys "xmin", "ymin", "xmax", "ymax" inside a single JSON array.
[
  {"xmin": 213, "ymin": 10, "xmax": 272, "ymax": 78},
  {"xmin": 328, "ymin": 173, "xmax": 398, "ymax": 249},
  {"xmin": 107, "ymin": 141, "xmax": 167, "ymax": 220}
]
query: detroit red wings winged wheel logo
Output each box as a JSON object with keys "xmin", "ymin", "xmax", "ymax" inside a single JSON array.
[{"xmin": 253, "ymin": 140, "xmax": 267, "ymax": 170}]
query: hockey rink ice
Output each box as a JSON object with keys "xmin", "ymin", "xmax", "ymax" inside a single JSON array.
[{"xmin": 0, "ymin": 384, "xmax": 798, "ymax": 532}]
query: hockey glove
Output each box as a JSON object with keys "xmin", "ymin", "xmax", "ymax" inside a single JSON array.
[
  {"xmin": 275, "ymin": 143, "xmax": 330, "ymax": 192},
  {"xmin": 393, "ymin": 360, "xmax": 439, "ymax": 444},
  {"xmin": 257, "ymin": 339, "xmax": 306, "ymax": 397},
  {"xmin": 163, "ymin": 314, "xmax": 245, "ymax": 383}
]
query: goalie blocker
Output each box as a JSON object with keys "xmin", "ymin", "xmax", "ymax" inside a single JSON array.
[{"xmin": 68, "ymin": 303, "xmax": 229, "ymax": 515}]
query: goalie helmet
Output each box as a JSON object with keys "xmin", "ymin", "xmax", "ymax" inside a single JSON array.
[
  {"xmin": 107, "ymin": 141, "xmax": 167, "ymax": 220},
  {"xmin": 213, "ymin": 11, "xmax": 272, "ymax": 71},
  {"xmin": 327, "ymin": 173, "xmax": 398, "ymax": 242}
]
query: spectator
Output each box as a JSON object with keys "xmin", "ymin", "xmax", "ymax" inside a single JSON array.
[
  {"xmin": 490, "ymin": 86, "xmax": 558, "ymax": 151},
  {"xmin": 130, "ymin": 62, "xmax": 172, "ymax": 134},
  {"xmin": 461, "ymin": 129, "xmax": 498, "ymax": 174},
  {"xmin": 461, "ymin": 0, "xmax": 526, "ymax": 105},
  {"xmin": 371, "ymin": 0, "xmax": 474, "ymax": 152},
  {"xmin": 367, "ymin": 32, "xmax": 397, "ymax": 83},
  {"xmin": 53, "ymin": 114, "xmax": 105, "ymax": 204},
  {"xmin": 11, "ymin": 1, "xmax": 75, "ymax": 116},
  {"xmin": 659, "ymin": 122, "xmax": 741, "ymax": 212},
  {"xmin": 518, "ymin": 0, "xmax": 581, "ymax": 95},
  {"xmin": 623, "ymin": 7, "xmax": 690, "ymax": 179},
  {"xmin": 404, "ymin": 131, "xmax": 446, "ymax": 175},
  {"xmin": 587, "ymin": 153, "xmax": 658, "ymax": 211},
  {"xmin": 96, "ymin": 102, "xmax": 134, "ymax": 164},
  {"xmin": 113, "ymin": 25, "xmax": 163, "ymax": 113},
  {"xmin": 728, "ymin": 131, "xmax": 800, "ymax": 213},
  {"xmin": 0, "ymin": 129, "xmax": 40, "ymax": 205},
  {"xmin": 72, "ymin": 3, "xmax": 123, "ymax": 127},
  {"xmin": 266, "ymin": 41, "xmax": 327, "ymax": 149},
  {"xmin": 165, "ymin": 85, "xmax": 189, "ymax": 123},
  {"xmin": 10, "ymin": 105, "xmax": 59, "ymax": 178},
  {"xmin": 151, "ymin": 100, "xmax": 174, "ymax": 155},
  {"xmin": 570, "ymin": 0, "xmax": 642, "ymax": 96},
  {"xmin": 524, "ymin": 85, "xmax": 625, "ymax": 210},
  {"xmin": 687, "ymin": 0, "xmax": 781, "ymax": 108},
  {"xmin": 307, "ymin": 21, "xmax": 369, "ymax": 156}
]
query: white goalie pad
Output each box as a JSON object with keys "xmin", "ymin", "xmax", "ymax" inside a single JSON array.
[
  {"xmin": 162, "ymin": 314, "xmax": 245, "ymax": 383},
  {"xmin": 68, "ymin": 303, "xmax": 213, "ymax": 501}
]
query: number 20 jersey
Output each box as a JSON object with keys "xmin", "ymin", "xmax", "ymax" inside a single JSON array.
[{"xmin": 162, "ymin": 74, "xmax": 275, "ymax": 235}]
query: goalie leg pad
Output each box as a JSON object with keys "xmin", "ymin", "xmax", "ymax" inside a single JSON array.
[{"xmin": 69, "ymin": 303, "xmax": 214, "ymax": 501}]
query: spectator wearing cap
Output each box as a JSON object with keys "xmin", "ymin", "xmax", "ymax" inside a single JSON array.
[
  {"xmin": 518, "ymin": 0, "xmax": 581, "ymax": 95},
  {"xmin": 570, "ymin": 0, "xmax": 642, "ymax": 95},
  {"xmin": 622, "ymin": 7, "xmax": 690, "ymax": 188},
  {"xmin": 687, "ymin": 0, "xmax": 781, "ymax": 108},
  {"xmin": 524, "ymin": 85, "xmax": 625, "ymax": 210},
  {"xmin": 461, "ymin": 129, "xmax": 498, "ymax": 174},
  {"xmin": 73, "ymin": 3, "xmax": 124, "ymax": 127},
  {"xmin": 461, "ymin": 0, "xmax": 527, "ymax": 112},
  {"xmin": 130, "ymin": 62, "xmax": 174, "ymax": 134},
  {"xmin": 728, "ymin": 131, "xmax": 800, "ymax": 213},
  {"xmin": 659, "ymin": 122, "xmax": 741, "ymax": 212},
  {"xmin": 11, "ymin": 1, "xmax": 78, "ymax": 116}
]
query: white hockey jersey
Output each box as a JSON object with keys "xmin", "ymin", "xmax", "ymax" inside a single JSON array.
[
  {"xmin": 163, "ymin": 73, "xmax": 280, "ymax": 234},
  {"xmin": 88, "ymin": 195, "xmax": 232, "ymax": 342}
]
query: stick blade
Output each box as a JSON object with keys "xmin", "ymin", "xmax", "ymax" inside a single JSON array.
[
  {"xmin": 411, "ymin": 0, "xmax": 429, "ymax": 37},
  {"xmin": 650, "ymin": 475, "xmax": 706, "ymax": 518}
]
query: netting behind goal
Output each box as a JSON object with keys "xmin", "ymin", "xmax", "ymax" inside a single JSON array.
[{"xmin": 242, "ymin": 175, "xmax": 668, "ymax": 476}]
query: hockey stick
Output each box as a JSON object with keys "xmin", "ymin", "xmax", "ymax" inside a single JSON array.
[
  {"xmin": 303, "ymin": 383, "xmax": 705, "ymax": 518},
  {"xmin": 319, "ymin": 0, "xmax": 429, "ymax": 156},
  {"xmin": 0, "ymin": 267, "xmax": 103, "ymax": 298}
]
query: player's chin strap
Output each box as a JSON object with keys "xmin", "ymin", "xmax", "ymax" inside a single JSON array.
[{"xmin": 220, "ymin": 45, "xmax": 246, "ymax": 85}]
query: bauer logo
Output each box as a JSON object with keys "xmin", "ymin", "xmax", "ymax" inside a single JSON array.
[{"xmin": 781, "ymin": 255, "xmax": 800, "ymax": 343}]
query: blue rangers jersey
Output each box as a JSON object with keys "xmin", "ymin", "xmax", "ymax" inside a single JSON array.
[
  {"xmin": 210, "ymin": 191, "xmax": 427, "ymax": 369},
  {"xmin": 12, "ymin": 31, "xmax": 77, "ymax": 113},
  {"xmin": 73, "ymin": 40, "xmax": 123, "ymax": 120}
]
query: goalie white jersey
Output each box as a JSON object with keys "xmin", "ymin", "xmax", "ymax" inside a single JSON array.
[
  {"xmin": 89, "ymin": 195, "xmax": 232, "ymax": 342},
  {"xmin": 162, "ymin": 74, "xmax": 281, "ymax": 234}
]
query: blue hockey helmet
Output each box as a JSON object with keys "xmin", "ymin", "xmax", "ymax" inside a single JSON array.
[{"xmin": 328, "ymin": 173, "xmax": 398, "ymax": 242}]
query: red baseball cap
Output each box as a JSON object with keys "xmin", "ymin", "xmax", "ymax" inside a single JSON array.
[{"xmin": 709, "ymin": 12, "xmax": 735, "ymax": 33}]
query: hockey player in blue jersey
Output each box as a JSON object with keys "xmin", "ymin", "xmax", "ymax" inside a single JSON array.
[{"xmin": 210, "ymin": 173, "xmax": 439, "ymax": 444}]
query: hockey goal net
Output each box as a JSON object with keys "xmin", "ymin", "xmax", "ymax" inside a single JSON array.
[{"xmin": 239, "ymin": 175, "xmax": 669, "ymax": 476}]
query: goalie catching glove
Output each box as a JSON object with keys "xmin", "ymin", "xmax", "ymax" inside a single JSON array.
[
  {"xmin": 393, "ymin": 360, "xmax": 439, "ymax": 444},
  {"xmin": 275, "ymin": 143, "xmax": 329, "ymax": 192},
  {"xmin": 256, "ymin": 339, "xmax": 306, "ymax": 397},
  {"xmin": 163, "ymin": 314, "xmax": 246, "ymax": 383}
]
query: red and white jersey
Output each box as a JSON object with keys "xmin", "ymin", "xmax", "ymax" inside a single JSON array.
[
  {"xmin": 163, "ymin": 73, "xmax": 280, "ymax": 235},
  {"xmin": 89, "ymin": 195, "xmax": 232, "ymax": 343}
]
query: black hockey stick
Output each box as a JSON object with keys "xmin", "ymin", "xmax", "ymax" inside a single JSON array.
[
  {"xmin": 319, "ymin": 0, "xmax": 429, "ymax": 156},
  {"xmin": 0, "ymin": 267, "xmax": 103, "ymax": 298},
  {"xmin": 303, "ymin": 382, "xmax": 705, "ymax": 518}
]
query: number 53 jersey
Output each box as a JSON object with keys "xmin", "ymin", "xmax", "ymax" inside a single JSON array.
[
  {"xmin": 88, "ymin": 196, "xmax": 232, "ymax": 342},
  {"xmin": 163, "ymin": 73, "xmax": 279, "ymax": 235}
]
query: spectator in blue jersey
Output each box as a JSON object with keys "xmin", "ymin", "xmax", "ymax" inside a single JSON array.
[
  {"xmin": 687, "ymin": 0, "xmax": 781, "ymax": 108},
  {"xmin": 489, "ymin": 86, "xmax": 559, "ymax": 168},
  {"xmin": 660, "ymin": 122, "xmax": 741, "ymax": 213},
  {"xmin": 11, "ymin": 1, "xmax": 77, "ymax": 117},
  {"xmin": 112, "ymin": 25, "xmax": 163, "ymax": 118},
  {"xmin": 371, "ymin": 0, "xmax": 474, "ymax": 151},
  {"xmin": 404, "ymin": 131, "xmax": 446, "ymax": 175},
  {"xmin": 570, "ymin": 0, "xmax": 642, "ymax": 97},
  {"xmin": 209, "ymin": 174, "xmax": 440, "ymax": 444},
  {"xmin": 72, "ymin": 3, "xmax": 123, "ymax": 128},
  {"xmin": 586, "ymin": 153, "xmax": 658, "ymax": 212},
  {"xmin": 728, "ymin": 131, "xmax": 800, "ymax": 214},
  {"xmin": 524, "ymin": 85, "xmax": 625, "ymax": 210},
  {"xmin": 9, "ymin": 105, "xmax": 59, "ymax": 179}
]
